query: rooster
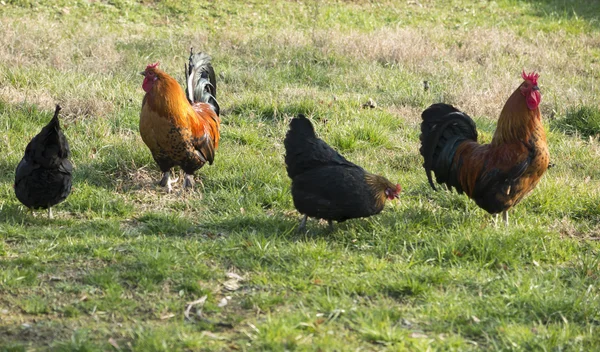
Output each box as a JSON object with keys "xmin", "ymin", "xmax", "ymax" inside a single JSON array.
[
  {"xmin": 14, "ymin": 105, "xmax": 73, "ymax": 218},
  {"xmin": 140, "ymin": 50, "xmax": 220, "ymax": 192},
  {"xmin": 420, "ymin": 71, "xmax": 549, "ymax": 226},
  {"xmin": 284, "ymin": 115, "xmax": 401, "ymax": 230}
]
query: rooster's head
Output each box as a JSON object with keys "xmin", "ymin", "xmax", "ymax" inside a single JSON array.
[
  {"xmin": 140, "ymin": 62, "xmax": 160, "ymax": 93},
  {"xmin": 520, "ymin": 71, "xmax": 541, "ymax": 111}
]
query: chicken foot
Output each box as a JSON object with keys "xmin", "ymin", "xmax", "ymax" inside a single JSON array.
[
  {"xmin": 184, "ymin": 174, "xmax": 195, "ymax": 189},
  {"xmin": 298, "ymin": 215, "xmax": 308, "ymax": 232},
  {"xmin": 493, "ymin": 211, "xmax": 509, "ymax": 228},
  {"xmin": 159, "ymin": 171, "xmax": 179, "ymax": 193},
  {"xmin": 297, "ymin": 216, "xmax": 333, "ymax": 232}
]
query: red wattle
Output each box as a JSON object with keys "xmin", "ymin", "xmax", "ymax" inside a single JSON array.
[
  {"xmin": 142, "ymin": 77, "xmax": 153, "ymax": 93},
  {"xmin": 526, "ymin": 90, "xmax": 541, "ymax": 110}
]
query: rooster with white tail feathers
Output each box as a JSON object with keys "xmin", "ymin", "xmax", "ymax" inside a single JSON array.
[{"xmin": 139, "ymin": 49, "xmax": 220, "ymax": 193}]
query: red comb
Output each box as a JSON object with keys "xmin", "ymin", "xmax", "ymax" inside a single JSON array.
[
  {"xmin": 521, "ymin": 70, "xmax": 539, "ymax": 85},
  {"xmin": 146, "ymin": 62, "xmax": 160, "ymax": 70}
]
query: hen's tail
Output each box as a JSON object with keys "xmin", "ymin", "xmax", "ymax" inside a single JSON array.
[
  {"xmin": 43, "ymin": 104, "xmax": 61, "ymax": 131},
  {"xmin": 43, "ymin": 105, "xmax": 69, "ymax": 157},
  {"xmin": 185, "ymin": 50, "xmax": 219, "ymax": 116},
  {"xmin": 284, "ymin": 114, "xmax": 318, "ymax": 178},
  {"xmin": 419, "ymin": 103, "xmax": 477, "ymax": 191},
  {"xmin": 30, "ymin": 105, "xmax": 71, "ymax": 168},
  {"xmin": 286, "ymin": 114, "xmax": 317, "ymax": 142},
  {"xmin": 48, "ymin": 103, "xmax": 61, "ymax": 126},
  {"xmin": 284, "ymin": 114, "xmax": 354, "ymax": 179}
]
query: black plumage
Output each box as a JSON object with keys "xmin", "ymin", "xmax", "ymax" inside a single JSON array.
[
  {"xmin": 284, "ymin": 114, "xmax": 401, "ymax": 230},
  {"xmin": 419, "ymin": 103, "xmax": 478, "ymax": 192},
  {"xmin": 14, "ymin": 105, "xmax": 73, "ymax": 218}
]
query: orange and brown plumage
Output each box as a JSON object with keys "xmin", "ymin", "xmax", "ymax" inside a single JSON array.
[
  {"xmin": 419, "ymin": 71, "xmax": 549, "ymax": 226},
  {"xmin": 139, "ymin": 52, "xmax": 220, "ymax": 192}
]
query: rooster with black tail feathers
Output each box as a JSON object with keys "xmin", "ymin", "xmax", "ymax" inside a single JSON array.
[{"xmin": 419, "ymin": 71, "xmax": 550, "ymax": 226}]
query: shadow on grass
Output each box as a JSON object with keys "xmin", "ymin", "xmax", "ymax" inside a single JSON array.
[
  {"xmin": 0, "ymin": 323, "xmax": 77, "ymax": 352},
  {"xmin": 204, "ymin": 212, "xmax": 298, "ymax": 237},
  {"xmin": 524, "ymin": 0, "xmax": 600, "ymax": 27},
  {"xmin": 132, "ymin": 211, "xmax": 300, "ymax": 240},
  {"xmin": 0, "ymin": 212, "xmax": 122, "ymax": 243},
  {"xmin": 0, "ymin": 159, "xmax": 147, "ymax": 195},
  {"xmin": 0, "ymin": 202, "xmax": 57, "ymax": 226},
  {"xmin": 204, "ymin": 205, "xmax": 448, "ymax": 243}
]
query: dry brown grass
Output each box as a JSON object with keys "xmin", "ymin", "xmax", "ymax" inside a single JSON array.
[
  {"xmin": 1, "ymin": 11, "xmax": 597, "ymax": 122},
  {"xmin": 213, "ymin": 24, "xmax": 599, "ymax": 120},
  {"xmin": 0, "ymin": 85, "xmax": 56, "ymax": 111},
  {"xmin": 552, "ymin": 217, "xmax": 600, "ymax": 240},
  {"xmin": 311, "ymin": 26, "xmax": 598, "ymax": 118},
  {"xmin": 0, "ymin": 16, "xmax": 124, "ymax": 72}
]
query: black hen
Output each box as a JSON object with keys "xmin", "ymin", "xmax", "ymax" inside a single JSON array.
[
  {"xmin": 284, "ymin": 114, "xmax": 401, "ymax": 230},
  {"xmin": 14, "ymin": 105, "xmax": 73, "ymax": 218}
]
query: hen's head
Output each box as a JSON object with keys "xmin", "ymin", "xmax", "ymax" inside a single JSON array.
[
  {"xmin": 520, "ymin": 70, "xmax": 541, "ymax": 110},
  {"xmin": 367, "ymin": 174, "xmax": 401, "ymax": 203},
  {"xmin": 385, "ymin": 183, "xmax": 402, "ymax": 200},
  {"xmin": 140, "ymin": 62, "xmax": 160, "ymax": 93}
]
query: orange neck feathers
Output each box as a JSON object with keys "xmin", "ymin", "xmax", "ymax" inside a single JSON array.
[
  {"xmin": 491, "ymin": 86, "xmax": 542, "ymax": 145},
  {"xmin": 145, "ymin": 69, "xmax": 193, "ymax": 122}
]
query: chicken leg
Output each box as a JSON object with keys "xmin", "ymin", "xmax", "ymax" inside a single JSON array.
[
  {"xmin": 183, "ymin": 174, "xmax": 195, "ymax": 189},
  {"xmin": 492, "ymin": 211, "xmax": 509, "ymax": 228},
  {"xmin": 48, "ymin": 207, "xmax": 53, "ymax": 219},
  {"xmin": 298, "ymin": 215, "xmax": 308, "ymax": 232},
  {"xmin": 159, "ymin": 171, "xmax": 178, "ymax": 193}
]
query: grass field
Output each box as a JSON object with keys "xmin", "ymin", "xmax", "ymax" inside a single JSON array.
[{"xmin": 1, "ymin": 0, "xmax": 600, "ymax": 350}]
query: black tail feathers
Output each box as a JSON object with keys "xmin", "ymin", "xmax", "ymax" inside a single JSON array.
[
  {"xmin": 43, "ymin": 104, "xmax": 65, "ymax": 143},
  {"xmin": 28, "ymin": 104, "xmax": 71, "ymax": 167},
  {"xmin": 47, "ymin": 104, "xmax": 62, "ymax": 130},
  {"xmin": 419, "ymin": 103, "xmax": 477, "ymax": 190},
  {"xmin": 284, "ymin": 114, "xmax": 354, "ymax": 179},
  {"xmin": 286, "ymin": 114, "xmax": 317, "ymax": 141}
]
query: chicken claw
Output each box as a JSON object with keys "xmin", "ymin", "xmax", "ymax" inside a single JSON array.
[
  {"xmin": 159, "ymin": 171, "xmax": 179, "ymax": 193},
  {"xmin": 298, "ymin": 215, "xmax": 308, "ymax": 232},
  {"xmin": 183, "ymin": 174, "xmax": 195, "ymax": 189}
]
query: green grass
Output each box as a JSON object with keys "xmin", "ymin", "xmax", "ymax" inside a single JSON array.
[
  {"xmin": 555, "ymin": 105, "xmax": 600, "ymax": 138},
  {"xmin": 1, "ymin": 0, "xmax": 600, "ymax": 350}
]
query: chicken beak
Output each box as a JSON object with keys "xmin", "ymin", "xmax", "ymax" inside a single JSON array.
[
  {"xmin": 139, "ymin": 71, "xmax": 146, "ymax": 76},
  {"xmin": 532, "ymin": 85, "xmax": 540, "ymax": 91}
]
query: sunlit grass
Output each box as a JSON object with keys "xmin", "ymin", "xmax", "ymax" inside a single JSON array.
[{"xmin": 0, "ymin": 0, "xmax": 600, "ymax": 350}]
